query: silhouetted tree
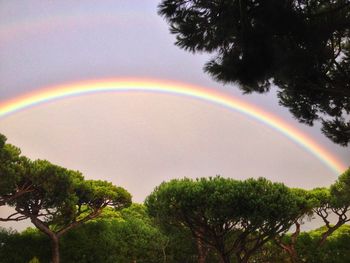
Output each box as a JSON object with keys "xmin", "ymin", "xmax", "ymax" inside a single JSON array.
[{"xmin": 158, "ymin": 0, "xmax": 350, "ymax": 145}]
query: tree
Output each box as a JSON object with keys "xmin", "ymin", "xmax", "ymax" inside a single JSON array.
[
  {"xmin": 0, "ymin": 205, "xmax": 168, "ymax": 263},
  {"xmin": 146, "ymin": 177, "xmax": 307, "ymax": 263},
  {"xmin": 0, "ymin": 134, "xmax": 33, "ymax": 208},
  {"xmin": 7, "ymin": 159, "xmax": 131, "ymax": 263},
  {"xmin": 58, "ymin": 204, "xmax": 168, "ymax": 263},
  {"xmin": 275, "ymin": 168, "xmax": 350, "ymax": 262},
  {"xmin": 270, "ymin": 169, "xmax": 350, "ymax": 263},
  {"xmin": 251, "ymin": 241, "xmax": 289, "ymax": 263},
  {"xmin": 250, "ymin": 225, "xmax": 350, "ymax": 263},
  {"xmin": 158, "ymin": 0, "xmax": 350, "ymax": 145},
  {"xmin": 105, "ymin": 204, "xmax": 169, "ymax": 263},
  {"xmin": 0, "ymin": 227, "xmax": 50, "ymax": 263},
  {"xmin": 312, "ymin": 168, "xmax": 350, "ymax": 245},
  {"xmin": 158, "ymin": 223, "xmax": 207, "ymax": 263},
  {"xmin": 274, "ymin": 188, "xmax": 313, "ymax": 263},
  {"xmin": 295, "ymin": 225, "xmax": 350, "ymax": 263}
]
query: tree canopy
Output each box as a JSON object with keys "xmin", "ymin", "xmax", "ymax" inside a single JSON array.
[
  {"xmin": 0, "ymin": 133, "xmax": 132, "ymax": 263},
  {"xmin": 274, "ymin": 169, "xmax": 350, "ymax": 262},
  {"xmin": 158, "ymin": 0, "xmax": 350, "ymax": 145},
  {"xmin": 311, "ymin": 169, "xmax": 350, "ymax": 244},
  {"xmin": 1, "ymin": 132, "xmax": 349, "ymax": 262},
  {"xmin": 0, "ymin": 134, "xmax": 32, "ymax": 207},
  {"xmin": 145, "ymin": 177, "xmax": 308, "ymax": 263},
  {"xmin": 11, "ymin": 160, "xmax": 132, "ymax": 263},
  {"xmin": 0, "ymin": 205, "xmax": 168, "ymax": 263}
]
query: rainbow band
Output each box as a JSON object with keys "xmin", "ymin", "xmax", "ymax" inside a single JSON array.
[{"xmin": 0, "ymin": 79, "xmax": 346, "ymax": 174}]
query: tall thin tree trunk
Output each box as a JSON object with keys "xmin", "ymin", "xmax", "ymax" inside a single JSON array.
[
  {"xmin": 29, "ymin": 217, "xmax": 61, "ymax": 263},
  {"xmin": 162, "ymin": 246, "xmax": 167, "ymax": 263},
  {"xmin": 50, "ymin": 235, "xmax": 60, "ymax": 263}
]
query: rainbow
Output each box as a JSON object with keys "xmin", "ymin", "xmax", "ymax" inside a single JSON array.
[{"xmin": 0, "ymin": 79, "xmax": 346, "ymax": 174}]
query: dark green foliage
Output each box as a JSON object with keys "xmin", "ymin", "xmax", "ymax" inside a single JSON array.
[
  {"xmin": 250, "ymin": 225, "xmax": 350, "ymax": 263},
  {"xmin": 309, "ymin": 169, "xmax": 350, "ymax": 246},
  {"xmin": 153, "ymin": 221, "xmax": 210, "ymax": 263},
  {"xmin": 1, "ymin": 133, "xmax": 349, "ymax": 261},
  {"xmin": 60, "ymin": 205, "xmax": 166, "ymax": 263},
  {"xmin": 13, "ymin": 160, "xmax": 84, "ymax": 223},
  {"xmin": 331, "ymin": 169, "xmax": 350, "ymax": 208},
  {"xmin": 251, "ymin": 241, "xmax": 290, "ymax": 262},
  {"xmin": 146, "ymin": 177, "xmax": 307, "ymax": 263},
  {"xmin": 0, "ymin": 205, "xmax": 168, "ymax": 263},
  {"xmin": 294, "ymin": 225, "xmax": 350, "ymax": 263},
  {"xmin": 0, "ymin": 134, "xmax": 32, "ymax": 207},
  {"xmin": 0, "ymin": 227, "xmax": 50, "ymax": 263},
  {"xmin": 158, "ymin": 0, "xmax": 350, "ymax": 145},
  {"xmin": 0, "ymin": 133, "xmax": 132, "ymax": 263},
  {"xmin": 13, "ymin": 162, "xmax": 132, "ymax": 263}
]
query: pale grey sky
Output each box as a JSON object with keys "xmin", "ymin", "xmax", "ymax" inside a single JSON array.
[{"xmin": 0, "ymin": 0, "xmax": 349, "ymax": 231}]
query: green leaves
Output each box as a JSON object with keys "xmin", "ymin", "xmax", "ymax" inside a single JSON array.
[
  {"xmin": 0, "ymin": 132, "xmax": 132, "ymax": 263},
  {"xmin": 146, "ymin": 176, "xmax": 306, "ymax": 262},
  {"xmin": 14, "ymin": 162, "xmax": 132, "ymax": 231},
  {"xmin": 330, "ymin": 169, "xmax": 350, "ymax": 207},
  {"xmin": 1, "ymin": 132, "xmax": 348, "ymax": 262},
  {"xmin": 76, "ymin": 180, "xmax": 132, "ymax": 211},
  {"xmin": 0, "ymin": 134, "xmax": 31, "ymax": 205}
]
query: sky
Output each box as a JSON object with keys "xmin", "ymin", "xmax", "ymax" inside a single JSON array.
[{"xmin": 0, "ymin": 0, "xmax": 349, "ymax": 230}]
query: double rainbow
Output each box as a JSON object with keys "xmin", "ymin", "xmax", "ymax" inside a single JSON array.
[{"xmin": 0, "ymin": 79, "xmax": 346, "ymax": 174}]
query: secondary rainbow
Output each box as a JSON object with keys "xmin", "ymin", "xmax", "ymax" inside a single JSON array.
[{"xmin": 0, "ymin": 79, "xmax": 346, "ymax": 174}]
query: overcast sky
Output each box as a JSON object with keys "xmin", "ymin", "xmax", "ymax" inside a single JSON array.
[{"xmin": 0, "ymin": 0, "xmax": 349, "ymax": 230}]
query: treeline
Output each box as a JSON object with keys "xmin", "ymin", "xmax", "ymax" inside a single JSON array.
[
  {"xmin": 1, "ymin": 209, "xmax": 349, "ymax": 263},
  {"xmin": 1, "ymin": 133, "xmax": 349, "ymax": 263}
]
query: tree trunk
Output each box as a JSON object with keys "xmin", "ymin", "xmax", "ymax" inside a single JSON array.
[
  {"xmin": 319, "ymin": 226, "xmax": 337, "ymax": 246},
  {"xmin": 319, "ymin": 219, "xmax": 346, "ymax": 246},
  {"xmin": 237, "ymin": 255, "xmax": 249, "ymax": 263},
  {"xmin": 29, "ymin": 217, "xmax": 61, "ymax": 263},
  {"xmin": 276, "ymin": 221, "xmax": 301, "ymax": 263},
  {"xmin": 220, "ymin": 253, "xmax": 231, "ymax": 263},
  {"xmin": 51, "ymin": 235, "xmax": 60, "ymax": 263},
  {"xmin": 283, "ymin": 245, "xmax": 299, "ymax": 263},
  {"xmin": 196, "ymin": 237, "xmax": 208, "ymax": 263},
  {"xmin": 162, "ymin": 246, "xmax": 167, "ymax": 263}
]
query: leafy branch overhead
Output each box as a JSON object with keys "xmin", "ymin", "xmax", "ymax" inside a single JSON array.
[{"xmin": 158, "ymin": 0, "xmax": 350, "ymax": 145}]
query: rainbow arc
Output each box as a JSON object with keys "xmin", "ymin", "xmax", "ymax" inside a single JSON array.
[{"xmin": 0, "ymin": 79, "xmax": 346, "ymax": 174}]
